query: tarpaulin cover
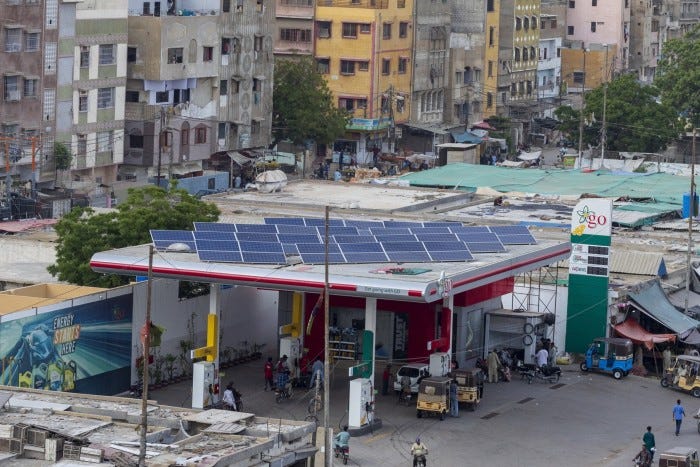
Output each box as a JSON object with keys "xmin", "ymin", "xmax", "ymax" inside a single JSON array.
[
  {"xmin": 613, "ymin": 319, "xmax": 676, "ymax": 350},
  {"xmin": 628, "ymin": 280, "xmax": 700, "ymax": 340}
]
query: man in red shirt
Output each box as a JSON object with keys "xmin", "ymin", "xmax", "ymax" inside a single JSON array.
[{"xmin": 264, "ymin": 357, "xmax": 274, "ymax": 391}]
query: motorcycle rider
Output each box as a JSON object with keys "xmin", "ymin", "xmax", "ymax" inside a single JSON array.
[
  {"xmin": 411, "ymin": 437, "xmax": 428, "ymax": 466},
  {"xmin": 334, "ymin": 425, "xmax": 350, "ymax": 455}
]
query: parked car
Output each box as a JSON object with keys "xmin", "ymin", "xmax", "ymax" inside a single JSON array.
[{"xmin": 393, "ymin": 363, "xmax": 429, "ymax": 394}]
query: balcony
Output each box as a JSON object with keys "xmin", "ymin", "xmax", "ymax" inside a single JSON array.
[
  {"xmin": 318, "ymin": 0, "xmax": 388, "ymax": 8},
  {"xmin": 96, "ymin": 152, "xmax": 114, "ymax": 167},
  {"xmin": 129, "ymin": 0, "xmax": 219, "ymax": 17}
]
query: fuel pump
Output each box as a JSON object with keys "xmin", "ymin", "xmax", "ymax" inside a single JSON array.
[
  {"xmin": 192, "ymin": 361, "xmax": 216, "ymax": 409},
  {"xmin": 348, "ymin": 378, "xmax": 373, "ymax": 427},
  {"xmin": 279, "ymin": 336, "xmax": 301, "ymax": 381},
  {"xmin": 430, "ymin": 352, "xmax": 451, "ymax": 377}
]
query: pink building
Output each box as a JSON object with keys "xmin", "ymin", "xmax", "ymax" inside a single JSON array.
[{"xmin": 565, "ymin": 0, "xmax": 630, "ymax": 71}]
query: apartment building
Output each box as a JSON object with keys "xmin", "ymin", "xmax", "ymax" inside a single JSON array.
[
  {"xmin": 537, "ymin": 2, "xmax": 565, "ymax": 117},
  {"xmin": 70, "ymin": 0, "xmax": 128, "ymax": 189},
  {"xmin": 449, "ymin": 0, "xmax": 483, "ymax": 126},
  {"xmin": 1, "ymin": 0, "xmax": 80, "ymax": 191},
  {"xmin": 275, "ymin": 0, "xmax": 314, "ymax": 57},
  {"xmin": 315, "ymin": 0, "xmax": 412, "ymax": 160},
  {"xmin": 483, "ymin": 0, "xmax": 500, "ymax": 118},
  {"xmin": 629, "ymin": 0, "xmax": 666, "ymax": 84},
  {"xmin": 666, "ymin": 0, "xmax": 700, "ymax": 38}
]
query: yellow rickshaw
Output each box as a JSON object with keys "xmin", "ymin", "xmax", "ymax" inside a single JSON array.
[
  {"xmin": 416, "ymin": 376, "xmax": 451, "ymax": 420},
  {"xmin": 660, "ymin": 355, "xmax": 700, "ymax": 398},
  {"xmin": 454, "ymin": 368, "xmax": 483, "ymax": 411}
]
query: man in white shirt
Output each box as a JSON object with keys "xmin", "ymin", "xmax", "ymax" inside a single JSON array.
[
  {"xmin": 535, "ymin": 347, "xmax": 549, "ymax": 368},
  {"xmin": 222, "ymin": 382, "xmax": 237, "ymax": 410}
]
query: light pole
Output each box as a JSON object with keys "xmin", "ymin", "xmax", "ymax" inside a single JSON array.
[
  {"xmin": 577, "ymin": 48, "xmax": 587, "ymax": 165},
  {"xmin": 685, "ymin": 127, "xmax": 697, "ymax": 315}
]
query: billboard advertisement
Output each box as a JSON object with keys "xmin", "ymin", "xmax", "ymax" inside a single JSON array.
[{"xmin": 0, "ymin": 293, "xmax": 133, "ymax": 395}]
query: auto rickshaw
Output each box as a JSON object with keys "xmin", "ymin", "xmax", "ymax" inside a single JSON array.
[
  {"xmin": 580, "ymin": 337, "xmax": 634, "ymax": 380},
  {"xmin": 660, "ymin": 355, "xmax": 700, "ymax": 397},
  {"xmin": 416, "ymin": 376, "xmax": 451, "ymax": 420},
  {"xmin": 453, "ymin": 368, "xmax": 483, "ymax": 411},
  {"xmin": 658, "ymin": 447, "xmax": 699, "ymax": 467}
]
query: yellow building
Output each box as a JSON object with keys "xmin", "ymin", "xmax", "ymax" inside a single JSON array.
[
  {"xmin": 483, "ymin": 0, "xmax": 500, "ymax": 118},
  {"xmin": 315, "ymin": 0, "xmax": 413, "ymax": 161}
]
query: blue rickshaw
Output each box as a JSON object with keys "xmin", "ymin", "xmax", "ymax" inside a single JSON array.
[{"xmin": 580, "ymin": 337, "xmax": 634, "ymax": 380}]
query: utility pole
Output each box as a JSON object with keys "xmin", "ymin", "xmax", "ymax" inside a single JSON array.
[
  {"xmin": 388, "ymin": 85, "xmax": 396, "ymax": 154},
  {"xmin": 139, "ymin": 245, "xmax": 154, "ymax": 466},
  {"xmin": 686, "ymin": 127, "xmax": 697, "ymax": 315},
  {"xmin": 577, "ymin": 48, "xmax": 587, "ymax": 166},
  {"xmin": 600, "ymin": 44, "xmax": 609, "ymax": 168},
  {"xmin": 1, "ymin": 137, "xmax": 12, "ymax": 200},
  {"xmin": 157, "ymin": 107, "xmax": 166, "ymax": 186},
  {"xmin": 323, "ymin": 206, "xmax": 331, "ymax": 467}
]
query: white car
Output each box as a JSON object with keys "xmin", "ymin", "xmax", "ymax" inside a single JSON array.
[{"xmin": 393, "ymin": 363, "xmax": 430, "ymax": 394}]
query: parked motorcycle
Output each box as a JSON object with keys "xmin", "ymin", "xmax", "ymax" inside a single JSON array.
[
  {"xmin": 334, "ymin": 445, "xmax": 349, "ymax": 465},
  {"xmin": 275, "ymin": 382, "xmax": 293, "ymax": 403},
  {"xmin": 524, "ymin": 364, "xmax": 562, "ymax": 384}
]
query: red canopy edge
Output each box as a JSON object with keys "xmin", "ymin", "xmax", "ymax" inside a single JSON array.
[{"xmin": 614, "ymin": 319, "xmax": 676, "ymax": 350}]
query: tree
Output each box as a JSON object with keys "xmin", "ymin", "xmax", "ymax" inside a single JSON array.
[
  {"xmin": 272, "ymin": 57, "xmax": 349, "ymax": 146},
  {"xmin": 47, "ymin": 185, "xmax": 220, "ymax": 287},
  {"xmin": 656, "ymin": 25, "xmax": 700, "ymax": 126},
  {"xmin": 53, "ymin": 142, "xmax": 72, "ymax": 171},
  {"xmin": 555, "ymin": 74, "xmax": 679, "ymax": 153}
]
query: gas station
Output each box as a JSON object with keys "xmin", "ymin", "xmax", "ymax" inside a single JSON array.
[{"xmin": 90, "ymin": 218, "xmax": 570, "ymax": 432}]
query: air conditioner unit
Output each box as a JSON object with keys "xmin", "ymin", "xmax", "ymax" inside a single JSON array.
[{"xmin": 6, "ymin": 90, "xmax": 20, "ymax": 101}]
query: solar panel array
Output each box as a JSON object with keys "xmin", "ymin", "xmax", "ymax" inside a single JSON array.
[{"xmin": 149, "ymin": 219, "xmax": 537, "ymax": 265}]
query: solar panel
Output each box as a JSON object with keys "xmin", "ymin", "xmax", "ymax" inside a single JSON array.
[
  {"xmin": 297, "ymin": 243, "xmax": 342, "ymax": 254},
  {"xmin": 381, "ymin": 242, "xmax": 427, "ymax": 252},
  {"xmin": 423, "ymin": 222, "xmax": 462, "ymax": 228},
  {"xmin": 198, "ymin": 250, "xmax": 243, "ymax": 262},
  {"xmin": 410, "ymin": 227, "xmax": 452, "ymax": 234},
  {"xmin": 413, "ymin": 233, "xmax": 459, "ymax": 242},
  {"xmin": 241, "ymin": 251, "xmax": 287, "ymax": 264},
  {"xmin": 344, "ymin": 252, "xmax": 389, "ymax": 263},
  {"xmin": 383, "ymin": 221, "xmax": 424, "ymax": 229},
  {"xmin": 236, "ymin": 224, "xmax": 279, "ymax": 233},
  {"xmin": 370, "ymin": 227, "xmax": 413, "ymax": 236},
  {"xmin": 386, "ymin": 251, "xmax": 431, "ymax": 263},
  {"xmin": 282, "ymin": 244, "xmax": 299, "ymax": 255},
  {"xmin": 194, "ymin": 231, "xmax": 236, "ymax": 241},
  {"xmin": 489, "ymin": 225, "xmax": 533, "ymax": 235},
  {"xmin": 374, "ymin": 234, "xmax": 417, "ymax": 243},
  {"xmin": 264, "ymin": 217, "xmax": 305, "ymax": 225},
  {"xmin": 345, "ymin": 220, "xmax": 384, "ymax": 228},
  {"xmin": 277, "ymin": 234, "xmax": 320, "ymax": 244},
  {"xmin": 324, "ymin": 226, "xmax": 359, "ymax": 236},
  {"xmin": 464, "ymin": 241, "xmax": 507, "ymax": 253},
  {"xmin": 235, "ymin": 232, "xmax": 279, "ymax": 243},
  {"xmin": 428, "ymin": 250, "xmax": 474, "ymax": 262},
  {"xmin": 455, "ymin": 232, "xmax": 500, "ymax": 242},
  {"xmin": 334, "ymin": 235, "xmax": 376, "ymax": 244},
  {"xmin": 298, "ymin": 253, "xmax": 347, "ymax": 264},
  {"xmin": 339, "ymin": 242, "xmax": 385, "ymax": 253},
  {"xmin": 239, "ymin": 241, "xmax": 284, "ymax": 252},
  {"xmin": 449, "ymin": 226, "xmax": 491, "ymax": 234},
  {"xmin": 275, "ymin": 225, "xmax": 320, "ymax": 235},
  {"xmin": 422, "ymin": 241, "xmax": 469, "ymax": 252},
  {"xmin": 195, "ymin": 239, "xmax": 240, "ymax": 252},
  {"xmin": 150, "ymin": 230, "xmax": 196, "ymax": 251},
  {"xmin": 303, "ymin": 218, "xmax": 345, "ymax": 227},
  {"xmin": 497, "ymin": 234, "xmax": 537, "ymax": 245},
  {"xmin": 357, "ymin": 229, "xmax": 372, "ymax": 236},
  {"xmin": 194, "ymin": 222, "xmax": 236, "ymax": 232}
]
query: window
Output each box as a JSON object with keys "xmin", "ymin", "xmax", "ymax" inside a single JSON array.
[
  {"xmin": 256, "ymin": 0, "xmax": 263, "ymax": 12},
  {"xmin": 514, "ymin": 48, "xmax": 520, "ymax": 61},
  {"xmin": 339, "ymin": 98, "xmax": 355, "ymax": 111},
  {"xmin": 567, "ymin": 25, "xmax": 574, "ymax": 35},
  {"xmin": 223, "ymin": 0, "xmax": 231, "ymax": 11},
  {"xmin": 524, "ymin": 17, "xmax": 529, "ymax": 30},
  {"xmin": 551, "ymin": 19, "xmax": 557, "ymax": 28},
  {"xmin": 78, "ymin": 90, "xmax": 88, "ymax": 111},
  {"xmin": 280, "ymin": 28, "xmax": 312, "ymax": 42},
  {"xmin": 99, "ymin": 44, "xmax": 115, "ymax": 65},
  {"xmin": 487, "ymin": 0, "xmax": 494, "ymax": 11},
  {"xmin": 358, "ymin": 61, "xmax": 369, "ymax": 71},
  {"xmin": 181, "ymin": 128, "xmax": 189, "ymax": 146},
  {"xmin": 3, "ymin": 76, "xmax": 20, "ymax": 101},
  {"xmin": 97, "ymin": 131, "xmax": 113, "ymax": 153},
  {"xmin": 77, "ymin": 134, "xmax": 87, "ymax": 155},
  {"xmin": 591, "ymin": 22, "xmax": 596, "ymax": 32},
  {"xmin": 382, "ymin": 22, "xmax": 392, "ymax": 40},
  {"xmin": 203, "ymin": 46, "xmax": 214, "ymax": 61},
  {"xmin": 237, "ymin": 0, "xmax": 243, "ymax": 11},
  {"xmin": 573, "ymin": 71, "xmax": 585, "ymax": 84},
  {"xmin": 489, "ymin": 26, "xmax": 495, "ymax": 46},
  {"xmin": 220, "ymin": 79, "xmax": 228, "ymax": 95},
  {"xmin": 592, "ymin": 0, "xmax": 597, "ymax": 5},
  {"xmin": 173, "ymin": 88, "xmax": 190, "ymax": 104},
  {"xmin": 44, "ymin": 88, "xmax": 55, "ymax": 120},
  {"xmin": 542, "ymin": 47, "xmax": 547, "ymax": 59},
  {"xmin": 568, "ymin": 0, "xmax": 575, "ymax": 6},
  {"xmin": 488, "ymin": 60, "xmax": 493, "ymax": 77},
  {"xmin": 254, "ymin": 35, "xmax": 263, "ymax": 52},
  {"xmin": 143, "ymin": 2, "xmax": 151, "ymax": 14},
  {"xmin": 317, "ymin": 58, "xmax": 330, "ymax": 74},
  {"xmin": 399, "ymin": 22, "xmax": 408, "ymax": 38},
  {"xmin": 97, "ymin": 87, "xmax": 114, "ymax": 108},
  {"xmin": 398, "ymin": 0, "xmax": 405, "ymax": 6},
  {"xmin": 4, "ymin": 28, "xmax": 21, "ymax": 52},
  {"xmin": 44, "ymin": 42, "xmax": 56, "ymax": 74},
  {"xmin": 80, "ymin": 46, "xmax": 89, "ymax": 68},
  {"xmin": 127, "ymin": 46, "xmax": 137, "ymax": 63},
  {"xmin": 195, "ymin": 126, "xmax": 207, "ymax": 144},
  {"xmin": 155, "ymin": 91, "xmax": 169, "ymax": 103},
  {"xmin": 557, "ymin": 47, "xmax": 561, "ymax": 57},
  {"xmin": 398, "ymin": 57, "xmax": 407, "ymax": 73},
  {"xmin": 532, "ymin": 16, "xmax": 537, "ymax": 29},
  {"xmin": 523, "ymin": 47, "xmax": 528, "ymax": 60},
  {"xmin": 251, "ymin": 120, "xmax": 260, "ymax": 134},
  {"xmin": 360, "ymin": 23, "xmax": 371, "ymax": 34},
  {"xmin": 531, "ymin": 46, "xmax": 536, "ymax": 59},
  {"xmin": 342, "ymin": 23, "xmax": 358, "ymax": 38},
  {"xmin": 318, "ymin": 21, "xmax": 331, "ymax": 38},
  {"xmin": 167, "ymin": 47, "xmax": 183, "ymax": 64},
  {"xmin": 23, "ymin": 78, "xmax": 38, "ymax": 97},
  {"xmin": 125, "ymin": 90, "xmax": 139, "ymax": 102},
  {"xmin": 382, "ymin": 58, "xmax": 390, "ymax": 75},
  {"xmin": 487, "ymin": 92, "xmax": 493, "ymax": 108},
  {"xmin": 340, "ymin": 60, "xmax": 355, "ymax": 75},
  {"xmin": 25, "ymin": 32, "xmax": 39, "ymax": 52},
  {"xmin": 46, "ymin": 0, "xmax": 57, "ymax": 28},
  {"xmin": 130, "ymin": 131, "xmax": 144, "ymax": 149}
]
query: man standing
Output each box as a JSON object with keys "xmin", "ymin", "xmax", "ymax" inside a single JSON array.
[
  {"xmin": 382, "ymin": 364, "xmax": 392, "ymax": 396},
  {"xmin": 310, "ymin": 357, "xmax": 324, "ymax": 388},
  {"xmin": 264, "ymin": 357, "xmax": 274, "ymax": 391},
  {"xmin": 487, "ymin": 349, "xmax": 501, "ymax": 383},
  {"xmin": 673, "ymin": 399, "xmax": 686, "ymax": 436},
  {"xmin": 449, "ymin": 377, "xmax": 459, "ymax": 418},
  {"xmin": 642, "ymin": 426, "xmax": 655, "ymax": 460}
]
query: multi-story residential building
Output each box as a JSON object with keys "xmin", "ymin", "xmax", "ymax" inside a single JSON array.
[
  {"xmin": 483, "ymin": 0, "xmax": 500, "ymax": 119},
  {"xmin": 70, "ymin": 0, "xmax": 127, "ymax": 190},
  {"xmin": 274, "ymin": 0, "xmax": 314, "ymax": 57},
  {"xmin": 666, "ymin": 0, "xmax": 700, "ymax": 38},
  {"xmin": 124, "ymin": 0, "xmax": 274, "ymax": 181},
  {"xmin": 564, "ymin": 0, "xmax": 630, "ymax": 72},
  {"xmin": 1, "ymin": 0, "xmax": 80, "ymax": 191},
  {"xmin": 449, "ymin": 0, "xmax": 483, "ymax": 126},
  {"xmin": 497, "ymin": 0, "xmax": 541, "ymax": 128},
  {"xmin": 630, "ymin": 0, "xmax": 665, "ymax": 83},
  {"xmin": 315, "ymin": 0, "xmax": 412, "ymax": 161},
  {"xmin": 537, "ymin": 4, "xmax": 565, "ymax": 117}
]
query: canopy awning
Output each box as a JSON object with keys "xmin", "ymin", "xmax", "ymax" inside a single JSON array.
[
  {"xmin": 450, "ymin": 130, "xmax": 484, "ymax": 144},
  {"xmin": 613, "ymin": 319, "xmax": 676, "ymax": 350},
  {"xmin": 628, "ymin": 280, "xmax": 700, "ymax": 340},
  {"xmin": 227, "ymin": 151, "xmax": 253, "ymax": 166}
]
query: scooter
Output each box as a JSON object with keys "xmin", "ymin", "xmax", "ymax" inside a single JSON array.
[
  {"xmin": 334, "ymin": 445, "xmax": 349, "ymax": 465},
  {"xmin": 524, "ymin": 364, "xmax": 562, "ymax": 384}
]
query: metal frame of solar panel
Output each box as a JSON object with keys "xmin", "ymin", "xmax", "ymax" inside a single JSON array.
[
  {"xmin": 264, "ymin": 217, "xmax": 305, "ymax": 226},
  {"xmin": 194, "ymin": 222, "xmax": 237, "ymax": 232},
  {"xmin": 150, "ymin": 230, "xmax": 196, "ymax": 251}
]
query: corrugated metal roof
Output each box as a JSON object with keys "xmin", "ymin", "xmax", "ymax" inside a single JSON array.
[{"xmin": 561, "ymin": 250, "xmax": 666, "ymax": 276}]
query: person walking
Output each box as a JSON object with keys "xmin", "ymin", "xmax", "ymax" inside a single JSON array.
[
  {"xmin": 487, "ymin": 349, "xmax": 501, "ymax": 383},
  {"xmin": 673, "ymin": 399, "xmax": 686, "ymax": 436},
  {"xmin": 642, "ymin": 426, "xmax": 655, "ymax": 460},
  {"xmin": 382, "ymin": 364, "xmax": 392, "ymax": 396},
  {"xmin": 309, "ymin": 357, "xmax": 324, "ymax": 388},
  {"xmin": 264, "ymin": 357, "xmax": 274, "ymax": 391},
  {"xmin": 449, "ymin": 377, "xmax": 459, "ymax": 418}
]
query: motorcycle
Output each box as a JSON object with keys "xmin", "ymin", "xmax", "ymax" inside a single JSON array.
[
  {"xmin": 633, "ymin": 446, "xmax": 653, "ymax": 467},
  {"xmin": 524, "ymin": 364, "xmax": 562, "ymax": 384},
  {"xmin": 413, "ymin": 454, "xmax": 427, "ymax": 467},
  {"xmin": 275, "ymin": 382, "xmax": 293, "ymax": 403},
  {"xmin": 334, "ymin": 445, "xmax": 349, "ymax": 465}
]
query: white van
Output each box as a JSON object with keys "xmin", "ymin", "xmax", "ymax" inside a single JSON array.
[{"xmin": 393, "ymin": 363, "xmax": 430, "ymax": 394}]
